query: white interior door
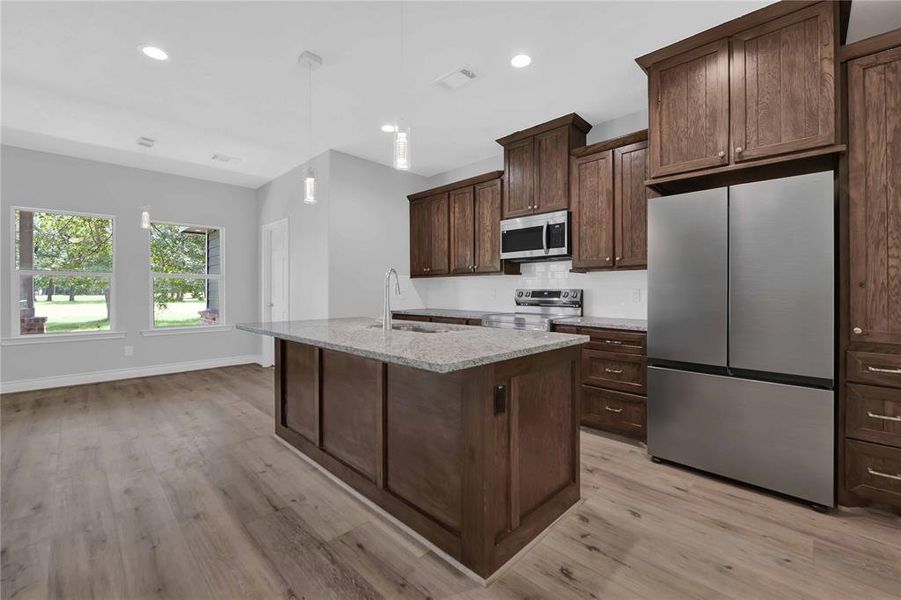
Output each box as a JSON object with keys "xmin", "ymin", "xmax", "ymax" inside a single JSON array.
[{"xmin": 261, "ymin": 219, "xmax": 289, "ymax": 366}]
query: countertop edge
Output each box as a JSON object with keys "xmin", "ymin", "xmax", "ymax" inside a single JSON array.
[{"xmin": 237, "ymin": 323, "xmax": 589, "ymax": 373}]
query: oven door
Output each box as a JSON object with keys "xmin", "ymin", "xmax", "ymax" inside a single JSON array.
[{"xmin": 500, "ymin": 210, "xmax": 569, "ymax": 261}]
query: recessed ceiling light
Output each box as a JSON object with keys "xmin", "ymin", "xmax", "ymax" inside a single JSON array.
[
  {"xmin": 140, "ymin": 45, "xmax": 169, "ymax": 61},
  {"xmin": 511, "ymin": 54, "xmax": 531, "ymax": 68},
  {"xmin": 381, "ymin": 124, "xmax": 397, "ymax": 133}
]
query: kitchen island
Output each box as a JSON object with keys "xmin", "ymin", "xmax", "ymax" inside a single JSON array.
[{"xmin": 238, "ymin": 318, "xmax": 588, "ymax": 580}]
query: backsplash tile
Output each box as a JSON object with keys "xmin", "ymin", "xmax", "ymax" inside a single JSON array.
[{"xmin": 397, "ymin": 261, "xmax": 647, "ymax": 319}]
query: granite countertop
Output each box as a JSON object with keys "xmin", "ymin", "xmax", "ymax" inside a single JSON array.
[
  {"xmin": 391, "ymin": 308, "xmax": 497, "ymax": 320},
  {"xmin": 238, "ymin": 318, "xmax": 589, "ymax": 373},
  {"xmin": 552, "ymin": 316, "xmax": 647, "ymax": 332}
]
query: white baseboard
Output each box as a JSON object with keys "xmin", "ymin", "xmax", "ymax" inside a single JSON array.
[{"xmin": 0, "ymin": 354, "xmax": 264, "ymax": 394}]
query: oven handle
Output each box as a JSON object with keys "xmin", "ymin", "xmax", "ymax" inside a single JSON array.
[{"xmin": 542, "ymin": 222, "xmax": 548, "ymax": 254}]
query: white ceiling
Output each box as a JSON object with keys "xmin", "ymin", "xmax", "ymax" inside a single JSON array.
[{"xmin": 1, "ymin": 1, "xmax": 770, "ymax": 189}]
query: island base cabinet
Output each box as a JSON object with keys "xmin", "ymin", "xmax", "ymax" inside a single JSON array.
[{"xmin": 273, "ymin": 338, "xmax": 581, "ymax": 579}]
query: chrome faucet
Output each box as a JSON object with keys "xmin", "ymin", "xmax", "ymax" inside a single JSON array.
[{"xmin": 383, "ymin": 268, "xmax": 401, "ymax": 331}]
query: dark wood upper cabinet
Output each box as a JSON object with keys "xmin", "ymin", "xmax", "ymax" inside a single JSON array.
[
  {"xmin": 571, "ymin": 150, "xmax": 614, "ymax": 270},
  {"xmin": 570, "ymin": 130, "xmax": 650, "ymax": 272},
  {"xmin": 638, "ymin": 1, "xmax": 845, "ymax": 190},
  {"xmin": 648, "ymin": 39, "xmax": 730, "ymax": 178},
  {"xmin": 534, "ymin": 126, "xmax": 571, "ymax": 213},
  {"xmin": 409, "ymin": 198, "xmax": 431, "ymax": 276},
  {"xmin": 497, "ymin": 114, "xmax": 591, "ymax": 219},
  {"xmin": 847, "ymin": 44, "xmax": 901, "ymax": 346},
  {"xmin": 408, "ymin": 172, "xmax": 510, "ymax": 278},
  {"xmin": 503, "ymin": 138, "xmax": 535, "ymax": 218},
  {"xmin": 428, "ymin": 193, "xmax": 449, "ymax": 276},
  {"xmin": 614, "ymin": 140, "xmax": 652, "ymax": 268},
  {"xmin": 474, "ymin": 178, "xmax": 502, "ymax": 273},
  {"xmin": 730, "ymin": 2, "xmax": 836, "ymax": 163},
  {"xmin": 449, "ymin": 187, "xmax": 475, "ymax": 274}
]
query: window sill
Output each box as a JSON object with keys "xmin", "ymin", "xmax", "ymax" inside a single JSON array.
[
  {"xmin": 1, "ymin": 331, "xmax": 127, "ymax": 346},
  {"xmin": 140, "ymin": 325, "xmax": 234, "ymax": 337}
]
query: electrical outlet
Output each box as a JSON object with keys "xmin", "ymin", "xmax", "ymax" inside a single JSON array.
[
  {"xmin": 124, "ymin": 345, "xmax": 134, "ymax": 357},
  {"xmin": 632, "ymin": 288, "xmax": 642, "ymax": 303}
]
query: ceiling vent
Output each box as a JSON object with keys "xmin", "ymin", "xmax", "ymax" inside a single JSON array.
[
  {"xmin": 433, "ymin": 65, "xmax": 477, "ymax": 91},
  {"xmin": 211, "ymin": 153, "xmax": 241, "ymax": 163},
  {"xmin": 136, "ymin": 136, "xmax": 155, "ymax": 148}
]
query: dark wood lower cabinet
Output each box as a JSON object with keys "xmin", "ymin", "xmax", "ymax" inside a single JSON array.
[
  {"xmin": 273, "ymin": 338, "xmax": 581, "ymax": 578},
  {"xmin": 581, "ymin": 386, "xmax": 646, "ymax": 438},
  {"xmin": 839, "ymin": 31, "xmax": 901, "ymax": 512},
  {"xmin": 845, "ymin": 439, "xmax": 901, "ymax": 508},
  {"xmin": 582, "ymin": 349, "xmax": 647, "ymax": 395},
  {"xmin": 554, "ymin": 324, "xmax": 648, "ymax": 440}
]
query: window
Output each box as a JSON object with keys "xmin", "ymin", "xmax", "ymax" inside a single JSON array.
[
  {"xmin": 150, "ymin": 222, "xmax": 223, "ymax": 328},
  {"xmin": 13, "ymin": 208, "xmax": 114, "ymax": 335}
]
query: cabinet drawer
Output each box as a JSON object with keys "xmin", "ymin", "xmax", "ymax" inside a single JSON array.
[
  {"xmin": 555, "ymin": 326, "xmax": 646, "ymax": 355},
  {"xmin": 582, "ymin": 350, "xmax": 646, "ymax": 394},
  {"xmin": 846, "ymin": 439, "xmax": 901, "ymax": 508},
  {"xmin": 393, "ymin": 314, "xmax": 431, "ymax": 323},
  {"xmin": 847, "ymin": 352, "xmax": 901, "ymax": 389},
  {"xmin": 847, "ymin": 384, "xmax": 901, "ymax": 448},
  {"xmin": 431, "ymin": 317, "xmax": 468, "ymax": 325},
  {"xmin": 581, "ymin": 386, "xmax": 645, "ymax": 438}
]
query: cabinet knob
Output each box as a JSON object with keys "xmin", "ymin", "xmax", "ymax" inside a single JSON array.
[
  {"xmin": 718, "ymin": 150, "xmax": 725, "ymax": 158},
  {"xmin": 616, "ymin": 256, "xmax": 622, "ymax": 260},
  {"xmin": 735, "ymin": 146, "xmax": 743, "ymax": 154},
  {"xmin": 605, "ymin": 257, "xmax": 611, "ymax": 262},
  {"xmin": 853, "ymin": 327, "xmax": 862, "ymax": 334}
]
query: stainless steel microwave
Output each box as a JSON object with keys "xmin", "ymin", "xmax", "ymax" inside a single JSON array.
[{"xmin": 500, "ymin": 210, "xmax": 571, "ymax": 262}]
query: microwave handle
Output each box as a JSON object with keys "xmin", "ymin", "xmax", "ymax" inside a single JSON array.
[{"xmin": 542, "ymin": 222, "xmax": 548, "ymax": 254}]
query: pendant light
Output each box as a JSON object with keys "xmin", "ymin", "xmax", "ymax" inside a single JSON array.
[
  {"xmin": 140, "ymin": 206, "xmax": 151, "ymax": 229},
  {"xmin": 298, "ymin": 50, "xmax": 322, "ymax": 204},
  {"xmin": 393, "ymin": 2, "xmax": 411, "ymax": 171}
]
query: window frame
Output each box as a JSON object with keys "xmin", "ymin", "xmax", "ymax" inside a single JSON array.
[
  {"xmin": 147, "ymin": 219, "xmax": 226, "ymax": 331},
  {"xmin": 8, "ymin": 205, "xmax": 118, "ymax": 338}
]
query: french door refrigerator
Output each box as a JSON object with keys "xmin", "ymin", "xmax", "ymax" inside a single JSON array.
[{"xmin": 647, "ymin": 171, "xmax": 836, "ymax": 508}]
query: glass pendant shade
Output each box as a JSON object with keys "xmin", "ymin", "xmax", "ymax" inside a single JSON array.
[
  {"xmin": 303, "ymin": 167, "xmax": 317, "ymax": 204},
  {"xmin": 140, "ymin": 209, "xmax": 151, "ymax": 229},
  {"xmin": 393, "ymin": 123, "xmax": 410, "ymax": 171}
]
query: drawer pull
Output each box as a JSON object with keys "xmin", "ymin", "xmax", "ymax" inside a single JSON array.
[
  {"xmin": 604, "ymin": 405, "xmax": 623, "ymax": 413},
  {"xmin": 604, "ymin": 368, "xmax": 624, "ymax": 375},
  {"xmin": 866, "ymin": 366, "xmax": 901, "ymax": 374},
  {"xmin": 867, "ymin": 467, "xmax": 901, "ymax": 482},
  {"xmin": 602, "ymin": 340, "xmax": 623, "ymax": 345},
  {"xmin": 867, "ymin": 411, "xmax": 901, "ymax": 422}
]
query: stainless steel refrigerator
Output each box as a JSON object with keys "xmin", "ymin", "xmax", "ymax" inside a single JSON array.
[{"xmin": 647, "ymin": 171, "xmax": 836, "ymax": 508}]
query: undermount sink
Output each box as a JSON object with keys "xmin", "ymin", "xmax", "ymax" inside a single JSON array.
[{"xmin": 369, "ymin": 322, "xmax": 450, "ymax": 334}]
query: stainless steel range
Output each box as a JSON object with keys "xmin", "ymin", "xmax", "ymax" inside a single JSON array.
[{"xmin": 483, "ymin": 289, "xmax": 583, "ymax": 331}]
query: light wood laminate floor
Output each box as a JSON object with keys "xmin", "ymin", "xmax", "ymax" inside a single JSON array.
[{"xmin": 2, "ymin": 365, "xmax": 900, "ymax": 599}]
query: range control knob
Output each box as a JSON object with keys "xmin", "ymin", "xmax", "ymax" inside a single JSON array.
[
  {"xmin": 517, "ymin": 291, "xmax": 523, "ymax": 297},
  {"xmin": 525, "ymin": 291, "xmax": 531, "ymax": 297},
  {"xmin": 562, "ymin": 291, "xmax": 570, "ymax": 298}
]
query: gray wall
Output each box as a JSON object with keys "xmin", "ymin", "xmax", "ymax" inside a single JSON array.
[
  {"xmin": 0, "ymin": 146, "xmax": 260, "ymax": 387},
  {"xmin": 257, "ymin": 151, "xmax": 332, "ymax": 322},
  {"xmin": 254, "ymin": 149, "xmax": 427, "ymax": 340}
]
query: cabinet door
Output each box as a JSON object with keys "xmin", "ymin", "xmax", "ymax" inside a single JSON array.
[
  {"xmin": 571, "ymin": 151, "xmax": 614, "ymax": 270},
  {"xmin": 503, "ymin": 137, "xmax": 535, "ymax": 218},
  {"xmin": 848, "ymin": 46, "xmax": 901, "ymax": 346},
  {"xmin": 730, "ymin": 2, "xmax": 836, "ymax": 163},
  {"xmin": 474, "ymin": 178, "xmax": 502, "ymax": 273},
  {"xmin": 614, "ymin": 140, "xmax": 651, "ymax": 268},
  {"xmin": 449, "ymin": 187, "xmax": 475, "ymax": 274},
  {"xmin": 429, "ymin": 193, "xmax": 450, "ymax": 275},
  {"xmin": 649, "ymin": 39, "xmax": 730, "ymax": 178},
  {"xmin": 409, "ymin": 199, "xmax": 431, "ymax": 276},
  {"xmin": 534, "ymin": 126, "xmax": 570, "ymax": 213}
]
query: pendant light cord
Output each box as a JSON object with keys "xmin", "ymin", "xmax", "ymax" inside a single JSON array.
[{"xmin": 308, "ymin": 61, "xmax": 313, "ymax": 163}]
